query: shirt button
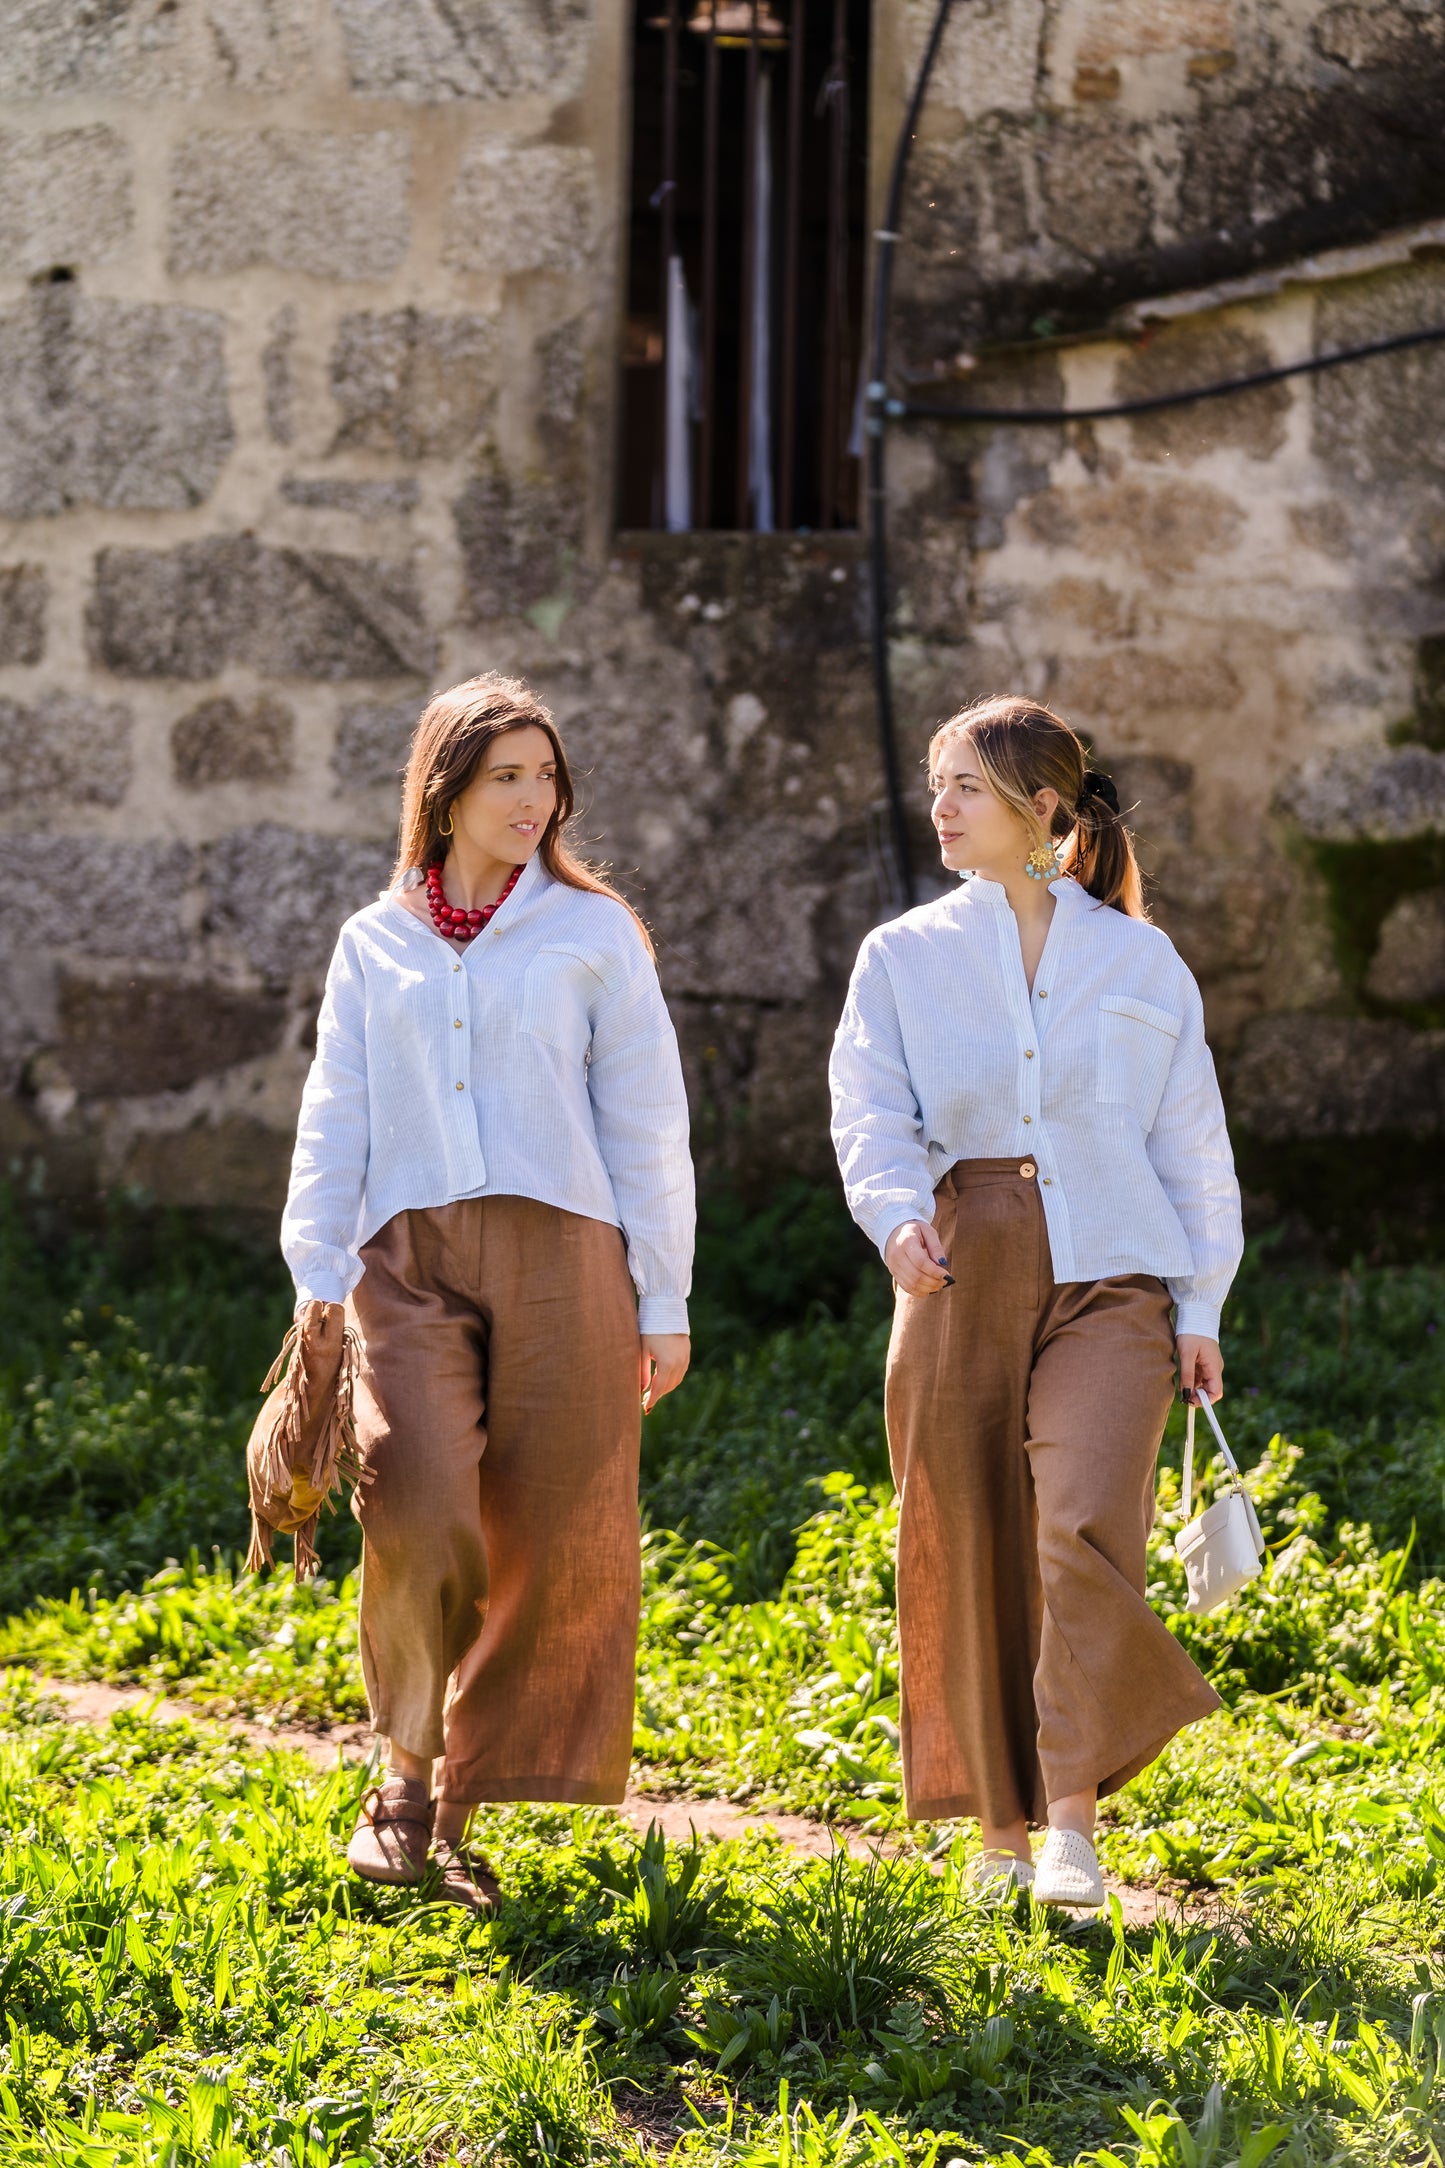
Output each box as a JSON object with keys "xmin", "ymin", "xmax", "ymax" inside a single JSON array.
[
  {"xmin": 1038, "ymin": 990, "xmax": 1048, "ymax": 998},
  {"xmin": 455, "ymin": 1081, "xmax": 464, "ymax": 1091},
  {"xmin": 1024, "ymin": 1049, "xmax": 1035, "ymax": 1059},
  {"xmin": 1043, "ymin": 1177, "xmax": 1053, "ymax": 1186},
  {"xmin": 452, "ymin": 962, "xmax": 460, "ymax": 973},
  {"xmin": 454, "ymin": 1019, "xmax": 462, "ymax": 1028},
  {"xmin": 1022, "ymin": 1114, "xmax": 1032, "ymax": 1123}
]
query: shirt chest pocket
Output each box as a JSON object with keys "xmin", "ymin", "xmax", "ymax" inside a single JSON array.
[
  {"xmin": 521, "ymin": 944, "xmax": 604, "ymax": 1063},
  {"xmin": 1096, "ymin": 994, "xmax": 1182, "ymax": 1130}
]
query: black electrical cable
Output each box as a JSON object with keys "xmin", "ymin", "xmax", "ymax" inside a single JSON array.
[
  {"xmin": 892, "ymin": 320, "xmax": 1445, "ymax": 425},
  {"xmin": 864, "ymin": 0, "xmax": 956, "ymax": 910}
]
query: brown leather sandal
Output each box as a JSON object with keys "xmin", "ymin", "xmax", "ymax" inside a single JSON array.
[
  {"xmin": 428, "ymin": 1841, "xmax": 503, "ymax": 1915},
  {"xmin": 347, "ymin": 1777, "xmax": 434, "ymax": 1885}
]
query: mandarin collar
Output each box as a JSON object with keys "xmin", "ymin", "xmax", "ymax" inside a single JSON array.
[{"xmin": 959, "ymin": 873, "xmax": 1090, "ymax": 912}]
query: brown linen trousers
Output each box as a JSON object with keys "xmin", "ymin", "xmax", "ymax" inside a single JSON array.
[
  {"xmin": 346, "ymin": 1195, "xmax": 642, "ymax": 1806},
  {"xmin": 886, "ymin": 1158, "xmax": 1220, "ymax": 1828}
]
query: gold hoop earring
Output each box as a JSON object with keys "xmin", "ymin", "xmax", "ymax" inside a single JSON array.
[{"xmin": 438, "ymin": 807, "xmax": 454, "ymax": 838}]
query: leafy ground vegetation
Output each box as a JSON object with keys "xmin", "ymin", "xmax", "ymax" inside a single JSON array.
[{"xmin": 1, "ymin": 1188, "xmax": 1444, "ymax": 2165}]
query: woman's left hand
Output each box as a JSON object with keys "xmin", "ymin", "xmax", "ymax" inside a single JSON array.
[
  {"xmin": 640, "ymin": 1334, "xmax": 691, "ymax": 1411},
  {"xmin": 1177, "ymin": 1334, "xmax": 1223, "ymax": 1404}
]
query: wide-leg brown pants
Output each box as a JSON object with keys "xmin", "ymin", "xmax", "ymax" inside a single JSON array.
[
  {"xmin": 886, "ymin": 1159, "xmax": 1220, "ymax": 1827},
  {"xmin": 346, "ymin": 1196, "xmax": 643, "ymax": 1806}
]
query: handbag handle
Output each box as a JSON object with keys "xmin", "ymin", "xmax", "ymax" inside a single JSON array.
[{"xmin": 1182, "ymin": 1393, "xmax": 1243, "ymax": 1520}]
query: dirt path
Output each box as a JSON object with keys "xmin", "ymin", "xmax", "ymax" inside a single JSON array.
[{"xmin": 30, "ymin": 1674, "xmax": 1214, "ymax": 1929}]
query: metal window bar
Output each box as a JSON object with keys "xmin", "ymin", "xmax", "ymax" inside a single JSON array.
[
  {"xmin": 698, "ymin": 0, "xmax": 721, "ymax": 527},
  {"xmin": 630, "ymin": 0, "xmax": 866, "ymax": 532},
  {"xmin": 818, "ymin": 0, "xmax": 849, "ymax": 531}
]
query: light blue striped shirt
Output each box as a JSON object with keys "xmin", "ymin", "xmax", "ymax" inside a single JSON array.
[
  {"xmin": 282, "ymin": 856, "xmax": 695, "ymax": 1332},
  {"xmin": 829, "ymin": 875, "xmax": 1242, "ymax": 1340}
]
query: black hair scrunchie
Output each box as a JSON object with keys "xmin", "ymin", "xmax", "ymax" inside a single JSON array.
[{"xmin": 1079, "ymin": 768, "xmax": 1120, "ymax": 816}]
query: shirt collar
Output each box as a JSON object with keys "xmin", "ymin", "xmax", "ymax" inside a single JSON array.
[{"xmin": 959, "ymin": 873, "xmax": 1090, "ymax": 912}]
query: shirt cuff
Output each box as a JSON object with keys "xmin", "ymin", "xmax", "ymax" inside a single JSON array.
[
  {"xmin": 638, "ymin": 1294, "xmax": 690, "ymax": 1335},
  {"xmin": 294, "ymin": 1268, "xmax": 353, "ymax": 1307},
  {"xmin": 1172, "ymin": 1298, "xmax": 1222, "ymax": 1341}
]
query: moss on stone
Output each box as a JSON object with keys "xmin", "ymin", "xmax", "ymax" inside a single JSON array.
[{"xmin": 1308, "ymin": 834, "xmax": 1445, "ymax": 1013}]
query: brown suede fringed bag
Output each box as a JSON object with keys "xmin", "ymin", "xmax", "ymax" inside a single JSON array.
[{"xmin": 245, "ymin": 1300, "xmax": 367, "ymax": 1578}]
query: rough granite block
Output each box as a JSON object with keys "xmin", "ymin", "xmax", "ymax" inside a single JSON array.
[
  {"xmin": 0, "ymin": 693, "xmax": 131, "ymax": 808},
  {"xmin": 89, "ymin": 536, "xmax": 436, "ymax": 681},
  {"xmin": 172, "ymin": 695, "xmax": 296, "ymax": 788},
  {"xmin": 331, "ymin": 309, "xmax": 501, "ymax": 459},
  {"xmin": 0, "ymin": 0, "xmax": 193, "ymax": 98},
  {"xmin": 0, "ymin": 290, "xmax": 232, "ymax": 518},
  {"xmin": 55, "ymin": 972, "xmax": 290, "ymax": 1095},
  {"xmin": 169, "ymin": 129, "xmax": 412, "ymax": 281},
  {"xmin": 0, "ymin": 566, "xmax": 46, "ymax": 666},
  {"xmin": 444, "ymin": 143, "xmax": 594, "ymax": 277},
  {"xmin": 203, "ymin": 0, "xmax": 313, "ymax": 93},
  {"xmin": 205, "ymin": 824, "xmax": 393, "ymax": 976},
  {"xmin": 0, "ymin": 128, "xmax": 132, "ymax": 276},
  {"xmin": 332, "ymin": 0, "xmax": 591, "ymax": 103},
  {"xmin": 0, "ymin": 837, "xmax": 194, "ymax": 961},
  {"xmin": 333, "ymin": 696, "xmax": 421, "ymax": 790}
]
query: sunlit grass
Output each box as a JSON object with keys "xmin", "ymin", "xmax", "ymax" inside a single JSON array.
[{"xmin": 1, "ymin": 1679, "xmax": 1442, "ymax": 2165}]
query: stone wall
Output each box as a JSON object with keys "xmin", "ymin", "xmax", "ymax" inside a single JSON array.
[{"xmin": 1, "ymin": 0, "xmax": 1443, "ymax": 1243}]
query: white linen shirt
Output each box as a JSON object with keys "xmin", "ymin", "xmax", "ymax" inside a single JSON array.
[
  {"xmin": 829, "ymin": 874, "xmax": 1243, "ymax": 1341},
  {"xmin": 281, "ymin": 855, "xmax": 695, "ymax": 1333}
]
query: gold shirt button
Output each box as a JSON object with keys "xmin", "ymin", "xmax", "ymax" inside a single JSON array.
[
  {"xmin": 455, "ymin": 1081, "xmax": 464, "ymax": 1091},
  {"xmin": 1038, "ymin": 989, "xmax": 1048, "ymax": 998},
  {"xmin": 1022, "ymin": 1114, "xmax": 1032, "ymax": 1123},
  {"xmin": 454, "ymin": 1019, "xmax": 462, "ymax": 1028},
  {"xmin": 1043, "ymin": 1176, "xmax": 1053, "ymax": 1185},
  {"xmin": 1024, "ymin": 1048, "xmax": 1035, "ymax": 1059},
  {"xmin": 1020, "ymin": 1160, "xmax": 1037, "ymax": 1179}
]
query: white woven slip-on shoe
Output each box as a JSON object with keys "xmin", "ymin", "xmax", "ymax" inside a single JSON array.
[
  {"xmin": 1033, "ymin": 1826, "xmax": 1105, "ymax": 1909},
  {"xmin": 965, "ymin": 1850, "xmax": 1035, "ymax": 1900}
]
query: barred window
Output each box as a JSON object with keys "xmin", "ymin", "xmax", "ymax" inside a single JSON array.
[{"xmin": 619, "ymin": 0, "xmax": 871, "ymax": 533}]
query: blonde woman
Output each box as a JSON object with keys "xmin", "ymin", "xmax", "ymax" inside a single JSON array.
[
  {"xmin": 282, "ymin": 674, "xmax": 695, "ymax": 1911},
  {"xmin": 829, "ymin": 696, "xmax": 1241, "ymax": 1908}
]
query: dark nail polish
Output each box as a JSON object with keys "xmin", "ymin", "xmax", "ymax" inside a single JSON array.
[
  {"xmin": 942, "ymin": 1273, "xmax": 956, "ymax": 1287},
  {"xmin": 939, "ymin": 1255, "xmax": 950, "ymax": 1267}
]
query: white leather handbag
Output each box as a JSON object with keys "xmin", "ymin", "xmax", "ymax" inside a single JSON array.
[{"xmin": 1174, "ymin": 1394, "xmax": 1265, "ymax": 1615}]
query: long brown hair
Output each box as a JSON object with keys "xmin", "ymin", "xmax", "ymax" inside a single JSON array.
[
  {"xmin": 928, "ymin": 694, "xmax": 1145, "ymax": 918},
  {"xmin": 391, "ymin": 673, "xmax": 653, "ymax": 950}
]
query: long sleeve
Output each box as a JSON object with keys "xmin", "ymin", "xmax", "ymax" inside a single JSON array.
[
  {"xmin": 586, "ymin": 941, "xmax": 695, "ymax": 1336},
  {"xmin": 1145, "ymin": 977, "xmax": 1243, "ymax": 1342},
  {"xmin": 281, "ymin": 931, "xmax": 371, "ymax": 1306},
  {"xmin": 829, "ymin": 937, "xmax": 937, "ymax": 1258}
]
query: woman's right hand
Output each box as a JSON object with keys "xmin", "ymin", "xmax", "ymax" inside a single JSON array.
[{"xmin": 884, "ymin": 1220, "xmax": 953, "ymax": 1297}]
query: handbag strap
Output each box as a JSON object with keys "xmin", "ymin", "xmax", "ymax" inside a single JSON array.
[{"xmin": 1182, "ymin": 1394, "xmax": 1243, "ymax": 1519}]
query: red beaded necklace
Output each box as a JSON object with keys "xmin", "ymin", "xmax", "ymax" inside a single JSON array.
[{"xmin": 424, "ymin": 860, "xmax": 523, "ymax": 943}]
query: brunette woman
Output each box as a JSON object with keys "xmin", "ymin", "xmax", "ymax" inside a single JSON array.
[
  {"xmin": 282, "ymin": 674, "xmax": 694, "ymax": 1911},
  {"xmin": 829, "ymin": 696, "xmax": 1242, "ymax": 1909}
]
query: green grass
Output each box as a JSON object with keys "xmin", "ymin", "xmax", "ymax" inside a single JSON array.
[
  {"xmin": 3, "ymin": 1187, "xmax": 1445, "ymax": 2162},
  {"xmin": 2, "ymin": 1676, "xmax": 1442, "ymax": 2166}
]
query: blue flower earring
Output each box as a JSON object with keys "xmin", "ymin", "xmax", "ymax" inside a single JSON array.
[{"xmin": 1025, "ymin": 839, "xmax": 1062, "ymax": 882}]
